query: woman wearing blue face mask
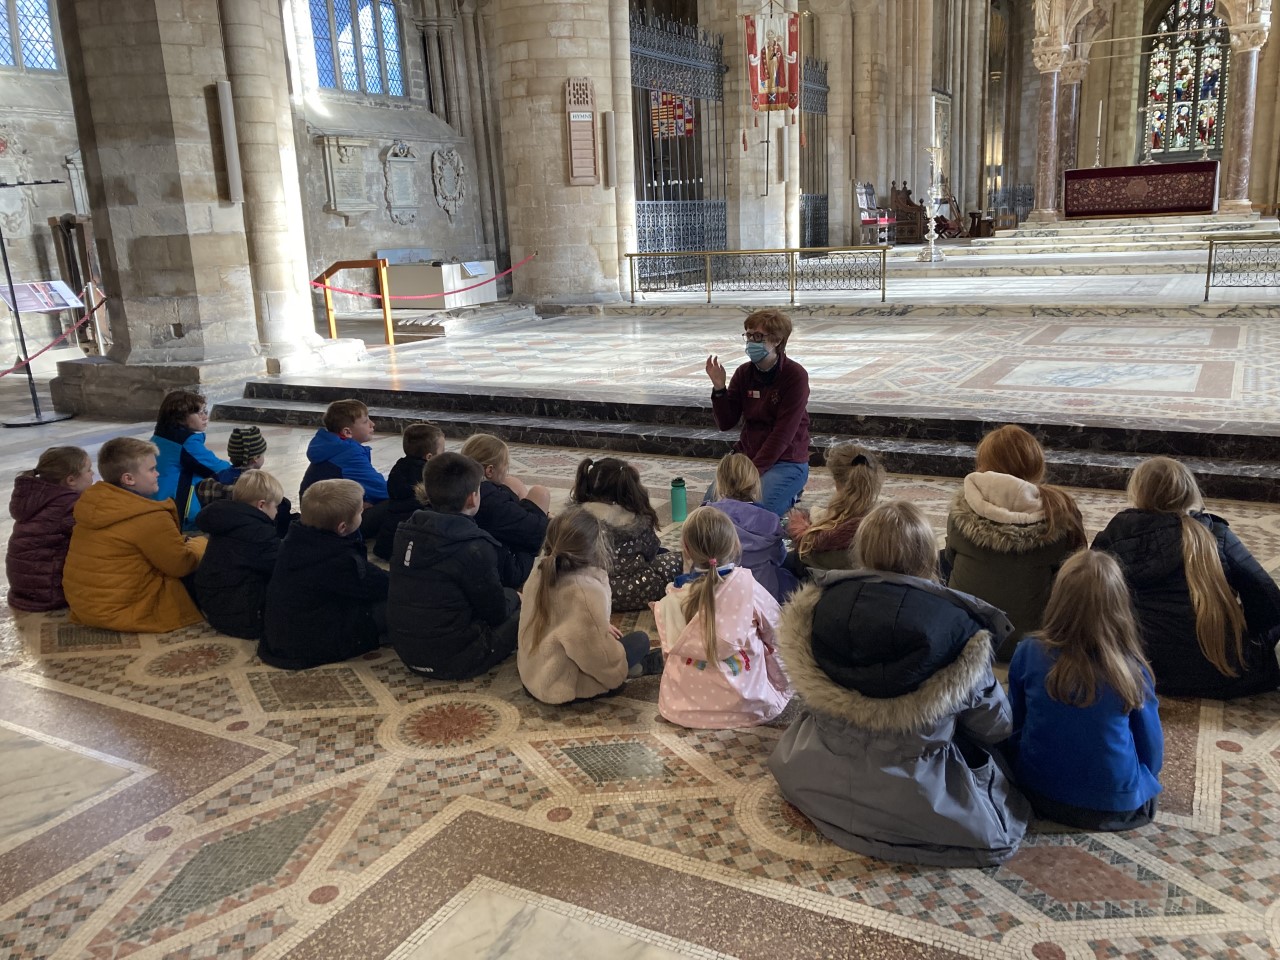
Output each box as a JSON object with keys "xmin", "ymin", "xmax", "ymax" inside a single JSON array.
[{"xmin": 705, "ymin": 309, "xmax": 811, "ymax": 516}]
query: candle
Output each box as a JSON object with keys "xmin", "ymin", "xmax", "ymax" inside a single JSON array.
[
  {"xmin": 1096, "ymin": 99, "xmax": 1104, "ymax": 139},
  {"xmin": 930, "ymin": 95, "xmax": 937, "ymax": 147}
]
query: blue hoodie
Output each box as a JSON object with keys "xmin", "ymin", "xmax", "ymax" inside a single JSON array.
[
  {"xmin": 305, "ymin": 429, "xmax": 388, "ymax": 502},
  {"xmin": 151, "ymin": 424, "xmax": 230, "ymax": 526}
]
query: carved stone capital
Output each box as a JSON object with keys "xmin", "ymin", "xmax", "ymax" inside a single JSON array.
[
  {"xmin": 1229, "ymin": 24, "xmax": 1269, "ymax": 51},
  {"xmin": 1032, "ymin": 40, "xmax": 1071, "ymax": 74},
  {"xmin": 1060, "ymin": 59, "xmax": 1088, "ymax": 84}
]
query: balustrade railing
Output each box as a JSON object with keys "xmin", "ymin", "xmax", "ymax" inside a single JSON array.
[
  {"xmin": 625, "ymin": 246, "xmax": 888, "ymax": 304},
  {"xmin": 1204, "ymin": 236, "xmax": 1280, "ymax": 301}
]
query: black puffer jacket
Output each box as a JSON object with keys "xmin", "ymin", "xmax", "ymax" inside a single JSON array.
[
  {"xmin": 261, "ymin": 521, "xmax": 388, "ymax": 669},
  {"xmin": 388, "ymin": 509, "xmax": 519, "ymax": 678},
  {"xmin": 1093, "ymin": 509, "xmax": 1280, "ymax": 699},
  {"xmin": 472, "ymin": 480, "xmax": 548, "ymax": 583},
  {"xmin": 374, "ymin": 455, "xmax": 428, "ymax": 561},
  {"xmin": 193, "ymin": 500, "xmax": 279, "ymax": 639}
]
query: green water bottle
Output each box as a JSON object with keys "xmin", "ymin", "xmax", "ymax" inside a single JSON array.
[{"xmin": 670, "ymin": 477, "xmax": 688, "ymax": 523}]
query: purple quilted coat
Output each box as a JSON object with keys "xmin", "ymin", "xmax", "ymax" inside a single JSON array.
[{"xmin": 6, "ymin": 472, "xmax": 80, "ymax": 611}]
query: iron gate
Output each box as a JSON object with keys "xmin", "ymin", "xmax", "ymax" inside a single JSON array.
[
  {"xmin": 630, "ymin": 11, "xmax": 728, "ymax": 280},
  {"xmin": 800, "ymin": 56, "xmax": 829, "ymax": 249}
]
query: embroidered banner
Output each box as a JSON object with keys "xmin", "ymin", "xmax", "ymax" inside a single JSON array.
[
  {"xmin": 745, "ymin": 13, "xmax": 800, "ymax": 113},
  {"xmin": 649, "ymin": 90, "xmax": 697, "ymax": 139}
]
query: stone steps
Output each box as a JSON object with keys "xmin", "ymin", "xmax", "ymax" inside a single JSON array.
[{"xmin": 211, "ymin": 382, "xmax": 1280, "ymax": 503}]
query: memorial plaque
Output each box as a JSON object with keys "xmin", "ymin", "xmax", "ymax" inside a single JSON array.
[
  {"xmin": 383, "ymin": 141, "xmax": 419, "ymax": 225},
  {"xmin": 320, "ymin": 136, "xmax": 376, "ymax": 223}
]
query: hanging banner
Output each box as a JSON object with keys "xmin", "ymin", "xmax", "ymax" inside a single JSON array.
[{"xmin": 745, "ymin": 12, "xmax": 800, "ymax": 114}]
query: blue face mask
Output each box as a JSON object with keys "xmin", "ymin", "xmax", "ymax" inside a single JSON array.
[{"xmin": 745, "ymin": 341, "xmax": 770, "ymax": 363}]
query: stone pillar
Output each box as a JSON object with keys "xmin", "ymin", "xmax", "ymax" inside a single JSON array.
[
  {"xmin": 1222, "ymin": 25, "xmax": 1268, "ymax": 213},
  {"xmin": 52, "ymin": 0, "xmax": 265, "ymax": 417},
  {"xmin": 608, "ymin": 0, "xmax": 636, "ymax": 293},
  {"xmin": 219, "ymin": 0, "xmax": 323, "ymax": 372},
  {"xmin": 962, "ymin": 0, "xmax": 987, "ymax": 214},
  {"xmin": 1056, "ymin": 58, "xmax": 1086, "ymax": 212},
  {"xmin": 457, "ymin": 2, "xmax": 507, "ymax": 262},
  {"xmin": 492, "ymin": 0, "xmax": 619, "ymax": 302},
  {"xmin": 1027, "ymin": 40, "xmax": 1068, "ymax": 222}
]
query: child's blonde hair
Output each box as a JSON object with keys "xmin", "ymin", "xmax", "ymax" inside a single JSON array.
[
  {"xmin": 460, "ymin": 433, "xmax": 509, "ymax": 477},
  {"xmin": 1127, "ymin": 456, "xmax": 1245, "ymax": 677},
  {"xmin": 525, "ymin": 506, "xmax": 610, "ymax": 653},
  {"xmin": 33, "ymin": 446, "xmax": 90, "ymax": 485},
  {"xmin": 232, "ymin": 469, "xmax": 284, "ymax": 507},
  {"xmin": 680, "ymin": 507, "xmax": 743, "ymax": 661},
  {"xmin": 1039, "ymin": 550, "xmax": 1152, "ymax": 712},
  {"xmin": 853, "ymin": 500, "xmax": 938, "ymax": 580},
  {"xmin": 98, "ymin": 438, "xmax": 158, "ymax": 486},
  {"xmin": 976, "ymin": 425, "xmax": 1085, "ymax": 549},
  {"xmin": 798, "ymin": 443, "xmax": 884, "ymax": 559},
  {"xmin": 301, "ymin": 478, "xmax": 364, "ymax": 532},
  {"xmin": 714, "ymin": 453, "xmax": 762, "ymax": 503}
]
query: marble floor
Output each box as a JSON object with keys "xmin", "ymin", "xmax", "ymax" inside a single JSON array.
[{"xmin": 4, "ymin": 404, "xmax": 1280, "ymax": 959}]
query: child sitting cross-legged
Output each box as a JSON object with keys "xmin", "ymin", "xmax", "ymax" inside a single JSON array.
[
  {"xmin": 6, "ymin": 445, "xmax": 94, "ymax": 612},
  {"xmin": 459, "ymin": 433, "xmax": 550, "ymax": 582},
  {"xmin": 195, "ymin": 426, "xmax": 294, "ymax": 538},
  {"xmin": 769, "ymin": 500, "xmax": 1030, "ymax": 867},
  {"xmin": 150, "ymin": 390, "xmax": 230, "ymax": 528},
  {"xmin": 654, "ymin": 506, "xmax": 792, "ymax": 729},
  {"xmin": 705, "ymin": 453, "xmax": 797, "ymax": 602},
  {"xmin": 374, "ymin": 422, "xmax": 446, "ymax": 562},
  {"xmin": 194, "ymin": 470, "xmax": 286, "ymax": 641},
  {"xmin": 261, "ymin": 479, "xmax": 388, "ymax": 670},
  {"xmin": 388, "ymin": 452, "xmax": 521, "ymax": 681},
  {"xmin": 785, "ymin": 442, "xmax": 885, "ymax": 577},
  {"xmin": 64, "ymin": 437, "xmax": 207, "ymax": 633},
  {"xmin": 1009, "ymin": 550, "xmax": 1163, "ymax": 831},
  {"xmin": 518, "ymin": 505, "xmax": 664, "ymax": 705},
  {"xmin": 302, "ymin": 399, "xmax": 389, "ymax": 541}
]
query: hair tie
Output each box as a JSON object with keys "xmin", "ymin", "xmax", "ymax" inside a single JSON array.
[
  {"xmin": 707, "ymin": 557, "xmax": 718, "ymax": 567},
  {"xmin": 852, "ymin": 454, "xmax": 869, "ymax": 466}
]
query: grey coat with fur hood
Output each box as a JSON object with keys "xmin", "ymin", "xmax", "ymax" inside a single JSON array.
[{"xmin": 769, "ymin": 571, "xmax": 1029, "ymax": 867}]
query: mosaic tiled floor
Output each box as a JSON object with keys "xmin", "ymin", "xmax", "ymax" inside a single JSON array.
[{"xmin": 2, "ymin": 413, "xmax": 1280, "ymax": 958}]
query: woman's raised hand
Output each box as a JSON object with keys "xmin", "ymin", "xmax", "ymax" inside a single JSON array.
[{"xmin": 705, "ymin": 355, "xmax": 727, "ymax": 391}]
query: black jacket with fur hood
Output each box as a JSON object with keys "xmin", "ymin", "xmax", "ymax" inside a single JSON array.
[
  {"xmin": 768, "ymin": 570, "xmax": 1029, "ymax": 868},
  {"xmin": 945, "ymin": 471, "xmax": 1083, "ymax": 658}
]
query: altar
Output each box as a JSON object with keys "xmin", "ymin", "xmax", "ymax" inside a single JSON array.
[{"xmin": 1063, "ymin": 160, "xmax": 1219, "ymax": 219}]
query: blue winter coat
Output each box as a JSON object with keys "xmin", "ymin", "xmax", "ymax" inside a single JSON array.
[
  {"xmin": 1009, "ymin": 637, "xmax": 1163, "ymax": 813},
  {"xmin": 304, "ymin": 429, "xmax": 388, "ymax": 503},
  {"xmin": 706, "ymin": 498, "xmax": 798, "ymax": 602},
  {"xmin": 151, "ymin": 425, "xmax": 230, "ymax": 526}
]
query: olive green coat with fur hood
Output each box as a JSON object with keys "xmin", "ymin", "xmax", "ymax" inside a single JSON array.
[
  {"xmin": 944, "ymin": 472, "xmax": 1083, "ymax": 659},
  {"xmin": 768, "ymin": 571, "xmax": 1029, "ymax": 868}
]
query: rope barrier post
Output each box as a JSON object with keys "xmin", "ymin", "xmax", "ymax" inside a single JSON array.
[
  {"xmin": 788, "ymin": 250, "xmax": 796, "ymax": 305},
  {"xmin": 629, "ymin": 255, "xmax": 636, "ymax": 304},
  {"xmin": 1204, "ymin": 239, "xmax": 1214, "ymax": 302},
  {"xmin": 705, "ymin": 254, "xmax": 712, "ymax": 303},
  {"xmin": 880, "ymin": 247, "xmax": 887, "ymax": 302},
  {"xmin": 377, "ymin": 258, "xmax": 394, "ymax": 345},
  {"xmin": 318, "ymin": 267, "xmax": 337, "ymax": 339}
]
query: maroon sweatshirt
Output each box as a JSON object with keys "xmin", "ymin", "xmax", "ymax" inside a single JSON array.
[
  {"xmin": 6, "ymin": 473, "xmax": 80, "ymax": 611},
  {"xmin": 711, "ymin": 353, "xmax": 811, "ymax": 472}
]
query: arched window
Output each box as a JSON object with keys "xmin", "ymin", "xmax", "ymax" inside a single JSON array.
[
  {"xmin": 310, "ymin": 0, "xmax": 405, "ymax": 97},
  {"xmin": 0, "ymin": 0, "xmax": 61, "ymax": 72},
  {"xmin": 1139, "ymin": 0, "xmax": 1228, "ymax": 160}
]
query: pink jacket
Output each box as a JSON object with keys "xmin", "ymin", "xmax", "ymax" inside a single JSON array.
[{"xmin": 653, "ymin": 566, "xmax": 792, "ymax": 729}]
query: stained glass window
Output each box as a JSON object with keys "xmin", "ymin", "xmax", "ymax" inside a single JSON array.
[
  {"xmin": 0, "ymin": 0, "xmax": 60, "ymax": 72},
  {"xmin": 309, "ymin": 0, "xmax": 405, "ymax": 98},
  {"xmin": 1140, "ymin": 0, "xmax": 1227, "ymax": 159}
]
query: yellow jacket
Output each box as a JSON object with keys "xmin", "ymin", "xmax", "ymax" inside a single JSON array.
[{"xmin": 64, "ymin": 482, "xmax": 207, "ymax": 633}]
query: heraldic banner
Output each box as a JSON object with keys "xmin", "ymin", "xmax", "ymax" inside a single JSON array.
[{"xmin": 745, "ymin": 12, "xmax": 800, "ymax": 114}]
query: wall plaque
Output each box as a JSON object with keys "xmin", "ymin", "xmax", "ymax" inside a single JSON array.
[
  {"xmin": 383, "ymin": 141, "xmax": 418, "ymax": 225},
  {"xmin": 320, "ymin": 135, "xmax": 375, "ymax": 223},
  {"xmin": 565, "ymin": 78, "xmax": 599, "ymax": 186}
]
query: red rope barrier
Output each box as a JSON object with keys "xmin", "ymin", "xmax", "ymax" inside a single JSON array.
[
  {"xmin": 0, "ymin": 296, "xmax": 106, "ymax": 379},
  {"xmin": 308, "ymin": 252, "xmax": 537, "ymax": 300}
]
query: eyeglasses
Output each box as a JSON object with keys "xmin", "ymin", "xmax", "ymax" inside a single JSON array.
[{"xmin": 741, "ymin": 332, "xmax": 768, "ymax": 343}]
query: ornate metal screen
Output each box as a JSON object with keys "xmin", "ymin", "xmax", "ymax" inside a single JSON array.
[
  {"xmin": 800, "ymin": 56, "xmax": 829, "ymax": 250},
  {"xmin": 630, "ymin": 11, "xmax": 728, "ymax": 279}
]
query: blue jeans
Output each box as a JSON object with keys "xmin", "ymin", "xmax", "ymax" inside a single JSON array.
[{"xmin": 759, "ymin": 460, "xmax": 810, "ymax": 517}]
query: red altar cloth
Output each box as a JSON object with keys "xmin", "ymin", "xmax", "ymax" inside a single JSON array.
[{"xmin": 1063, "ymin": 161, "xmax": 1219, "ymax": 219}]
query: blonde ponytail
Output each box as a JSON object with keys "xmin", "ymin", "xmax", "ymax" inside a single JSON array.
[
  {"xmin": 678, "ymin": 507, "xmax": 742, "ymax": 662},
  {"xmin": 1181, "ymin": 515, "xmax": 1246, "ymax": 676}
]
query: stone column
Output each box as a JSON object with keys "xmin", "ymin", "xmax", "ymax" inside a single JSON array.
[
  {"xmin": 457, "ymin": 2, "xmax": 506, "ymax": 262},
  {"xmin": 52, "ymin": 0, "xmax": 264, "ymax": 417},
  {"xmin": 491, "ymin": 0, "xmax": 619, "ymax": 302},
  {"xmin": 1222, "ymin": 25, "xmax": 1268, "ymax": 214},
  {"xmin": 1027, "ymin": 40, "xmax": 1068, "ymax": 222},
  {"xmin": 1056, "ymin": 58, "xmax": 1086, "ymax": 212},
  {"xmin": 219, "ymin": 0, "xmax": 324, "ymax": 372},
  {"xmin": 608, "ymin": 0, "xmax": 636, "ymax": 294}
]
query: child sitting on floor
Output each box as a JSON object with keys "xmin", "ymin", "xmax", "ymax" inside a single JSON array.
[
  {"xmin": 64, "ymin": 437, "xmax": 207, "ymax": 633},
  {"xmin": 194, "ymin": 470, "xmax": 287, "ymax": 640},
  {"xmin": 195, "ymin": 426, "xmax": 294, "ymax": 537},
  {"xmin": 6, "ymin": 446, "xmax": 94, "ymax": 612},
  {"xmin": 261, "ymin": 479, "xmax": 388, "ymax": 669},
  {"xmin": 150, "ymin": 390, "xmax": 230, "ymax": 527},
  {"xmin": 388, "ymin": 452, "xmax": 521, "ymax": 681},
  {"xmin": 374, "ymin": 422, "xmax": 446, "ymax": 561},
  {"xmin": 705, "ymin": 453, "xmax": 797, "ymax": 602},
  {"xmin": 786, "ymin": 442, "xmax": 885, "ymax": 576},
  {"xmin": 519, "ymin": 506, "xmax": 663, "ymax": 704},
  {"xmin": 1009, "ymin": 550, "xmax": 1163, "ymax": 831},
  {"xmin": 459, "ymin": 433, "xmax": 550, "ymax": 582},
  {"xmin": 302, "ymin": 398, "xmax": 388, "ymax": 540},
  {"xmin": 654, "ymin": 506, "xmax": 791, "ymax": 729},
  {"xmin": 572, "ymin": 457, "xmax": 682, "ymax": 612}
]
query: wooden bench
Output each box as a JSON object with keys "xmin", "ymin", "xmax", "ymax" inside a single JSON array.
[
  {"xmin": 856, "ymin": 182, "xmax": 896, "ymax": 246},
  {"xmin": 890, "ymin": 182, "xmax": 928, "ymax": 244}
]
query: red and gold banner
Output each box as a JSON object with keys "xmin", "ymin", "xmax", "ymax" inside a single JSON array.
[
  {"xmin": 745, "ymin": 12, "xmax": 799, "ymax": 113},
  {"xmin": 650, "ymin": 90, "xmax": 697, "ymax": 139}
]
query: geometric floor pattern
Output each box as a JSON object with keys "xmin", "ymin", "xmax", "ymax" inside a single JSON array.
[{"xmin": 3, "ymin": 421, "xmax": 1280, "ymax": 957}]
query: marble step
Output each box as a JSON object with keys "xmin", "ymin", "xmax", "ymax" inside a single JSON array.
[
  {"xmin": 578, "ymin": 301, "xmax": 1276, "ymax": 320},
  {"xmin": 923, "ymin": 240, "xmax": 1219, "ymax": 256},
  {"xmin": 886, "ymin": 260, "xmax": 1204, "ymax": 277},
  {"xmin": 211, "ymin": 396, "xmax": 1280, "ymax": 502}
]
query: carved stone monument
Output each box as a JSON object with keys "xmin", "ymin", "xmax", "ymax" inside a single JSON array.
[
  {"xmin": 321, "ymin": 135, "xmax": 375, "ymax": 223},
  {"xmin": 383, "ymin": 141, "xmax": 418, "ymax": 225},
  {"xmin": 431, "ymin": 147, "xmax": 466, "ymax": 220}
]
